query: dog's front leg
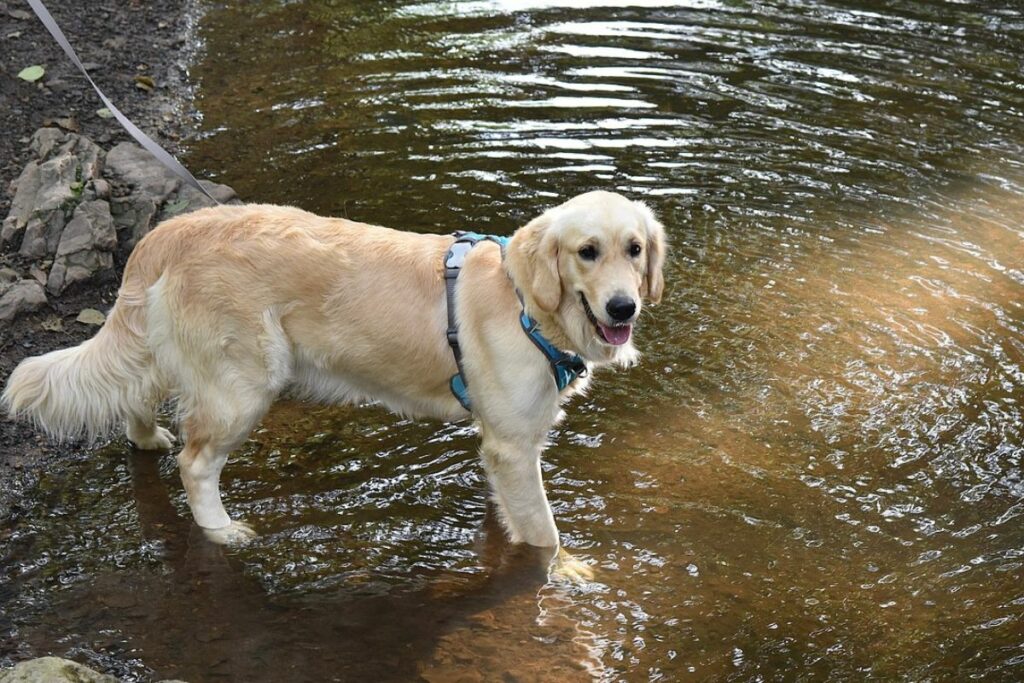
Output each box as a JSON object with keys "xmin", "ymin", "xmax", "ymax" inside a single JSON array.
[{"xmin": 479, "ymin": 428, "xmax": 559, "ymax": 548}]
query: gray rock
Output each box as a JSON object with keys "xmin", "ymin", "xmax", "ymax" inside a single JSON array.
[
  {"xmin": 2, "ymin": 162, "xmax": 46, "ymax": 249},
  {"xmin": 56, "ymin": 200, "xmax": 117, "ymax": 256},
  {"xmin": 31, "ymin": 128, "xmax": 104, "ymax": 178},
  {"xmin": 47, "ymin": 200, "xmax": 116, "ymax": 295},
  {"xmin": 173, "ymin": 179, "xmax": 237, "ymax": 211},
  {"xmin": 111, "ymin": 194, "xmax": 159, "ymax": 248},
  {"xmin": 3, "ymin": 130, "xmax": 105, "ymax": 258},
  {"xmin": 29, "ymin": 266, "xmax": 47, "ymax": 285},
  {"xmin": 0, "ymin": 280, "xmax": 47, "ymax": 323},
  {"xmin": 3, "ymin": 161, "xmax": 39, "ymax": 225},
  {"xmin": 0, "ymin": 267, "xmax": 20, "ymax": 286},
  {"xmin": 17, "ymin": 199, "xmax": 69, "ymax": 259},
  {"xmin": 90, "ymin": 178, "xmax": 111, "ymax": 199},
  {"xmin": 105, "ymin": 142, "xmax": 186, "ymax": 246},
  {"xmin": 0, "ymin": 657, "xmax": 117, "ymax": 683},
  {"xmin": 105, "ymin": 142, "xmax": 180, "ymax": 204},
  {"xmin": 47, "ymin": 250, "xmax": 115, "ymax": 296},
  {"xmin": 28, "ymin": 127, "xmax": 66, "ymax": 161}
]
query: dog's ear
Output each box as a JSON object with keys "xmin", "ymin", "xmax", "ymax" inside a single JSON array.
[
  {"xmin": 635, "ymin": 201, "xmax": 666, "ymax": 303},
  {"xmin": 506, "ymin": 213, "xmax": 562, "ymax": 313}
]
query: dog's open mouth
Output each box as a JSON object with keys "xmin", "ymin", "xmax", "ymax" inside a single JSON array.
[{"xmin": 581, "ymin": 294, "xmax": 632, "ymax": 346}]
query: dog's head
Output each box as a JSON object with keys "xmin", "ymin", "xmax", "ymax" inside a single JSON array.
[{"xmin": 505, "ymin": 191, "xmax": 666, "ymax": 365}]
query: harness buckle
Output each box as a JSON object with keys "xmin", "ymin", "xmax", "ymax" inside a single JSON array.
[{"xmin": 445, "ymin": 240, "xmax": 475, "ymax": 270}]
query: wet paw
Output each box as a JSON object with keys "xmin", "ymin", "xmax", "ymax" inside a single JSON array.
[
  {"xmin": 202, "ymin": 520, "xmax": 257, "ymax": 546},
  {"xmin": 131, "ymin": 426, "xmax": 176, "ymax": 451},
  {"xmin": 551, "ymin": 548, "xmax": 596, "ymax": 582}
]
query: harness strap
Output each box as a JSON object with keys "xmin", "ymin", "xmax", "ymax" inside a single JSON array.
[
  {"xmin": 519, "ymin": 310, "xmax": 588, "ymax": 391},
  {"xmin": 444, "ymin": 232, "xmax": 586, "ymax": 411},
  {"xmin": 445, "ymin": 231, "xmax": 509, "ymax": 410}
]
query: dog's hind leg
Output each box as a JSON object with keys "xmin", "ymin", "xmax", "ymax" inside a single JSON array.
[
  {"xmin": 151, "ymin": 291, "xmax": 292, "ymax": 543},
  {"xmin": 126, "ymin": 411, "xmax": 175, "ymax": 451},
  {"xmin": 175, "ymin": 376, "xmax": 278, "ymax": 545},
  {"xmin": 177, "ymin": 437, "xmax": 255, "ymax": 544}
]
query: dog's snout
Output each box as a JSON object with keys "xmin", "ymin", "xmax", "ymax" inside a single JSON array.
[{"xmin": 606, "ymin": 295, "xmax": 636, "ymax": 322}]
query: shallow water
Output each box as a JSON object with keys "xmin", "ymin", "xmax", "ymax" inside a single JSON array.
[{"xmin": 4, "ymin": 0, "xmax": 1024, "ymax": 680}]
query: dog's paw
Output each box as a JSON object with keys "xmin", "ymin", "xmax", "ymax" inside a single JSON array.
[
  {"xmin": 131, "ymin": 426, "xmax": 176, "ymax": 451},
  {"xmin": 202, "ymin": 520, "xmax": 257, "ymax": 546},
  {"xmin": 551, "ymin": 548, "xmax": 596, "ymax": 582}
]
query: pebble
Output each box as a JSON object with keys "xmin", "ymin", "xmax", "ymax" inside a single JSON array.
[{"xmin": 76, "ymin": 308, "xmax": 105, "ymax": 326}]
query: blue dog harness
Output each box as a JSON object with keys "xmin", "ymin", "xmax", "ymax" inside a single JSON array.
[{"xmin": 444, "ymin": 231, "xmax": 587, "ymax": 411}]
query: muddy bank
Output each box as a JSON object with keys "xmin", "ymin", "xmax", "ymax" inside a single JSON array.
[
  {"xmin": 0, "ymin": 0, "xmax": 202, "ymax": 216},
  {"xmin": 0, "ymin": 0, "xmax": 212, "ymax": 518}
]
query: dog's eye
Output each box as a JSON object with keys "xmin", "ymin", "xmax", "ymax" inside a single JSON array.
[
  {"xmin": 629, "ymin": 243, "xmax": 642, "ymax": 258},
  {"xmin": 578, "ymin": 245, "xmax": 598, "ymax": 261}
]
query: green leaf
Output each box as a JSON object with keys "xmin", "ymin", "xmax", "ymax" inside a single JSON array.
[
  {"xmin": 17, "ymin": 65, "xmax": 45, "ymax": 82},
  {"xmin": 96, "ymin": 107, "xmax": 113, "ymax": 119}
]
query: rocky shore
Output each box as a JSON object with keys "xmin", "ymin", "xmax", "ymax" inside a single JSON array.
[
  {"xmin": 0, "ymin": 0, "xmax": 197, "ymax": 507},
  {"xmin": 0, "ymin": 0, "xmax": 219, "ymax": 516},
  {"xmin": 0, "ymin": 125, "xmax": 237, "ymax": 513},
  {"xmin": 0, "ymin": 0, "xmax": 203, "ymax": 216},
  {"xmin": 2, "ymin": 126, "xmax": 234, "ymax": 311}
]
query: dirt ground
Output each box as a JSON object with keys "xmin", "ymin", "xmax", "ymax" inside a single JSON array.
[{"xmin": 0, "ymin": 0, "xmax": 200, "ymax": 517}]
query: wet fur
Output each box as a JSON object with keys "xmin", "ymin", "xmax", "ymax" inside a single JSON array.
[{"xmin": 3, "ymin": 191, "xmax": 665, "ymax": 548}]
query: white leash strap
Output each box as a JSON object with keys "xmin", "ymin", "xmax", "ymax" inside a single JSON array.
[{"xmin": 26, "ymin": 0, "xmax": 221, "ymax": 205}]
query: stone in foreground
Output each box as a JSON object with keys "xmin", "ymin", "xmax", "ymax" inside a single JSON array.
[{"xmin": 0, "ymin": 657, "xmax": 117, "ymax": 683}]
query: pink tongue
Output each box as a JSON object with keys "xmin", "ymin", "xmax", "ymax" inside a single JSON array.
[{"xmin": 599, "ymin": 323, "xmax": 632, "ymax": 345}]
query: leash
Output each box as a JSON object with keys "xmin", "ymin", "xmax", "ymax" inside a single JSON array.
[{"xmin": 25, "ymin": 0, "xmax": 221, "ymax": 205}]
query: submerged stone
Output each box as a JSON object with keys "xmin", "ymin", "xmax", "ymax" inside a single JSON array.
[{"xmin": 0, "ymin": 656, "xmax": 116, "ymax": 683}]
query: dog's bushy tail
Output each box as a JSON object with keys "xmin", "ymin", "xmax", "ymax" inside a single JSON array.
[{"xmin": 3, "ymin": 299, "xmax": 157, "ymax": 441}]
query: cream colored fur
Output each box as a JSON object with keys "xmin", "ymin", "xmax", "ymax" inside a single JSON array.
[{"xmin": 3, "ymin": 190, "xmax": 665, "ymax": 548}]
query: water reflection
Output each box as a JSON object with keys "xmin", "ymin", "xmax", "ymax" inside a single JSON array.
[
  {"xmin": 2, "ymin": 435, "xmax": 599, "ymax": 681},
  {"xmin": 4, "ymin": 0, "xmax": 1024, "ymax": 680}
]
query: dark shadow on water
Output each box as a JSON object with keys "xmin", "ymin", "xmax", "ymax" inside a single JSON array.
[{"xmin": 6, "ymin": 450, "xmax": 566, "ymax": 682}]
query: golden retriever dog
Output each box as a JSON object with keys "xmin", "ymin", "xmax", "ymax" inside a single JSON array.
[{"xmin": 4, "ymin": 191, "xmax": 665, "ymax": 549}]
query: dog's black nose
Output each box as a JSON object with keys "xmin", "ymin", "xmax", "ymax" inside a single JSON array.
[{"xmin": 606, "ymin": 296, "xmax": 636, "ymax": 322}]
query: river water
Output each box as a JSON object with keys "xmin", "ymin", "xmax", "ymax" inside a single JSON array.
[{"xmin": 3, "ymin": 0, "xmax": 1024, "ymax": 680}]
